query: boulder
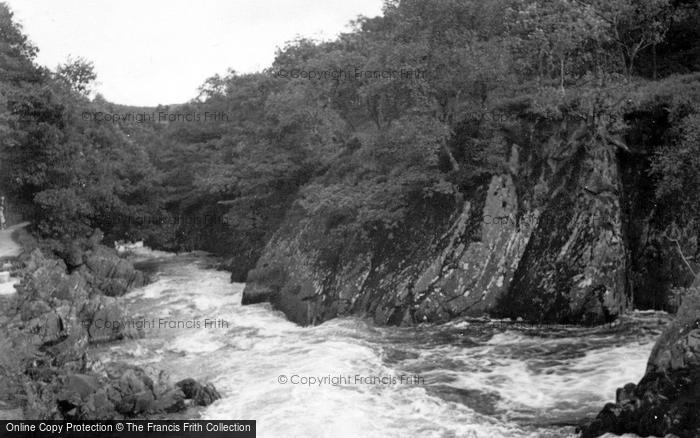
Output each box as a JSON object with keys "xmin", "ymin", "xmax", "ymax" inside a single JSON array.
[
  {"xmin": 85, "ymin": 297, "xmax": 139, "ymax": 343},
  {"xmin": 176, "ymin": 378, "xmax": 221, "ymax": 406},
  {"xmin": 53, "ymin": 273, "xmax": 89, "ymax": 302},
  {"xmin": 116, "ymin": 368, "xmax": 153, "ymax": 394},
  {"xmin": 83, "ymin": 390, "xmax": 117, "ymax": 419},
  {"xmin": 152, "ymin": 388, "xmax": 186, "ymax": 413},
  {"xmin": 116, "ymin": 390, "xmax": 155, "ymax": 415},
  {"xmin": 57, "ymin": 374, "xmax": 101, "ymax": 418},
  {"xmin": 83, "ymin": 246, "xmax": 146, "ymax": 296},
  {"xmin": 60, "ymin": 374, "xmax": 100, "ymax": 399},
  {"xmin": 62, "ymin": 242, "xmax": 84, "ymax": 269},
  {"xmin": 43, "ymin": 333, "xmax": 88, "ymax": 371},
  {"xmin": 17, "ymin": 249, "xmax": 68, "ymax": 302},
  {"xmin": 241, "ymin": 283, "xmax": 277, "ymax": 305},
  {"xmin": 25, "ymin": 310, "xmax": 68, "ymax": 347}
]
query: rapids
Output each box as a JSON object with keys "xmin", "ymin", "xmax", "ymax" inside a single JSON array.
[{"xmin": 91, "ymin": 251, "xmax": 668, "ymax": 438}]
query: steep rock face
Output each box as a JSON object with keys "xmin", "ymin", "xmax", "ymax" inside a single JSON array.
[
  {"xmin": 581, "ymin": 282, "xmax": 700, "ymax": 438},
  {"xmin": 497, "ymin": 135, "xmax": 628, "ymax": 323},
  {"xmin": 242, "ymin": 195, "xmax": 458, "ymax": 325},
  {"xmin": 619, "ymin": 109, "xmax": 698, "ymax": 312},
  {"xmin": 411, "ymin": 173, "xmax": 537, "ymax": 322},
  {"xmin": 243, "ymin": 120, "xmax": 631, "ymax": 326}
]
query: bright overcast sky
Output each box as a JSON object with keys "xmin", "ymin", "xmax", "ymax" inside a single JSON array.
[{"xmin": 6, "ymin": 0, "xmax": 384, "ymax": 106}]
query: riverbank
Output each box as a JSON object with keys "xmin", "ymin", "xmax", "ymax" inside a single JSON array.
[
  {"xmin": 581, "ymin": 282, "xmax": 700, "ymax": 438},
  {"xmin": 0, "ymin": 228, "xmax": 221, "ymax": 420}
]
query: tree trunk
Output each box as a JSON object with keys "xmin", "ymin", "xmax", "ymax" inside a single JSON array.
[
  {"xmin": 441, "ymin": 140, "xmax": 460, "ymax": 172},
  {"xmin": 628, "ymin": 52, "xmax": 637, "ymax": 81},
  {"xmin": 627, "ymin": 43, "xmax": 643, "ymax": 82},
  {"xmin": 622, "ymin": 50, "xmax": 631, "ymax": 82},
  {"xmin": 560, "ymin": 57, "xmax": 565, "ymax": 94},
  {"xmin": 594, "ymin": 46, "xmax": 600, "ymax": 82}
]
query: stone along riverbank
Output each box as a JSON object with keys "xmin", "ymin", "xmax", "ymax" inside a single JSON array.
[
  {"xmin": 581, "ymin": 280, "xmax": 700, "ymax": 438},
  {"xmin": 0, "ymin": 229, "xmax": 221, "ymax": 420}
]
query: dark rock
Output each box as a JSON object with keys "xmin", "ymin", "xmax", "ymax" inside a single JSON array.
[
  {"xmin": 112, "ymin": 366, "xmax": 154, "ymax": 394},
  {"xmin": 17, "ymin": 250, "xmax": 89, "ymax": 324},
  {"xmin": 62, "ymin": 242, "xmax": 84, "ymax": 269},
  {"xmin": 176, "ymin": 378, "xmax": 202, "ymax": 398},
  {"xmin": 116, "ymin": 390, "xmax": 154, "ymax": 415},
  {"xmin": 153, "ymin": 388, "xmax": 186, "ymax": 413},
  {"xmin": 20, "ymin": 300, "xmax": 51, "ymax": 320},
  {"xmin": 97, "ymin": 365, "xmax": 157, "ymax": 416},
  {"xmin": 55, "ymin": 368, "xmax": 157, "ymax": 418},
  {"xmin": 83, "ymin": 390, "xmax": 117, "ymax": 419},
  {"xmin": 88, "ymin": 229, "xmax": 104, "ymax": 249},
  {"xmin": 57, "ymin": 374, "xmax": 101, "ymax": 418},
  {"xmin": 176, "ymin": 378, "xmax": 221, "ymax": 406},
  {"xmin": 17, "ymin": 249, "xmax": 68, "ymax": 302},
  {"xmin": 581, "ymin": 287, "xmax": 700, "ymax": 438},
  {"xmin": 86, "ymin": 298, "xmax": 139, "ymax": 343},
  {"xmin": 25, "ymin": 310, "xmax": 68, "ymax": 346},
  {"xmin": 40, "ymin": 319, "xmax": 89, "ymax": 369},
  {"xmin": 49, "ymin": 363, "xmax": 199, "ymax": 418},
  {"xmin": 20, "ymin": 249, "xmax": 64, "ymax": 278},
  {"xmin": 53, "ymin": 273, "xmax": 89, "ymax": 302},
  {"xmin": 62, "ymin": 374, "xmax": 100, "ymax": 399},
  {"xmin": 241, "ymin": 282, "xmax": 277, "ymax": 305},
  {"xmin": 83, "ymin": 246, "xmax": 146, "ymax": 296}
]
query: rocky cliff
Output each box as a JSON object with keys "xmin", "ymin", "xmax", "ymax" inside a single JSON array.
[
  {"xmin": 243, "ymin": 119, "xmax": 627, "ymax": 325},
  {"xmin": 243, "ymin": 84, "xmax": 699, "ymax": 327}
]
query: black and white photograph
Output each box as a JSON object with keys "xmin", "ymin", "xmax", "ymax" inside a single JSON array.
[{"xmin": 0, "ymin": 0, "xmax": 699, "ymax": 437}]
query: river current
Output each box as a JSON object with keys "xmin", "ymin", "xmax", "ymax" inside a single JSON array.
[{"xmin": 90, "ymin": 250, "xmax": 669, "ymax": 438}]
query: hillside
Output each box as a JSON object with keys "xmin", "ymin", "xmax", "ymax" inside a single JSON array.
[{"xmin": 3, "ymin": 0, "xmax": 700, "ymax": 324}]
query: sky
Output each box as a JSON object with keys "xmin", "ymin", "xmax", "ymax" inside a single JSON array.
[{"xmin": 6, "ymin": 0, "xmax": 384, "ymax": 106}]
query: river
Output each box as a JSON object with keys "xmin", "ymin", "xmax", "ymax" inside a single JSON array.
[{"xmin": 90, "ymin": 250, "xmax": 669, "ymax": 438}]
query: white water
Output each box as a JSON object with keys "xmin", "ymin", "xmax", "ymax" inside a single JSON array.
[{"xmin": 92, "ymin": 254, "xmax": 666, "ymax": 438}]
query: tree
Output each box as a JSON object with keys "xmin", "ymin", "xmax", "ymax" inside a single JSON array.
[
  {"xmin": 0, "ymin": 3, "xmax": 40, "ymax": 83},
  {"xmin": 196, "ymin": 72, "xmax": 228, "ymax": 101},
  {"xmin": 584, "ymin": 0, "xmax": 677, "ymax": 80},
  {"xmin": 56, "ymin": 56, "xmax": 97, "ymax": 96},
  {"xmin": 510, "ymin": 0, "xmax": 609, "ymax": 90}
]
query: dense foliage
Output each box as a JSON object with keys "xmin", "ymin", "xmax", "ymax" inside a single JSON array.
[
  {"xmin": 0, "ymin": 3, "xmax": 162, "ymax": 252},
  {"xmin": 1, "ymin": 0, "xmax": 699, "ymax": 273}
]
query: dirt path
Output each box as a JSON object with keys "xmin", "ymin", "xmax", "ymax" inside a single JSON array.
[
  {"xmin": 0, "ymin": 222, "xmax": 28, "ymax": 259},
  {"xmin": 0, "ymin": 222, "xmax": 28, "ymax": 296},
  {"xmin": 0, "ymin": 223, "xmax": 28, "ymax": 416}
]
